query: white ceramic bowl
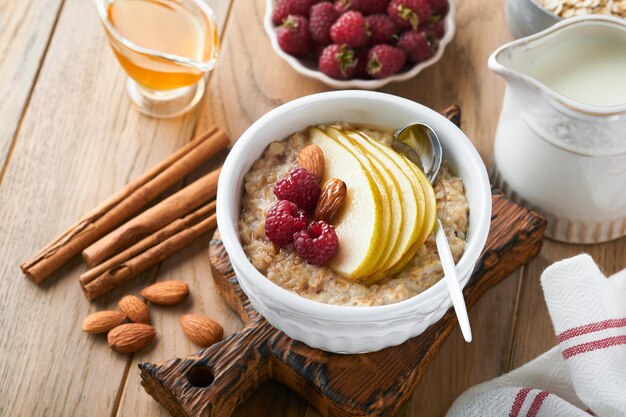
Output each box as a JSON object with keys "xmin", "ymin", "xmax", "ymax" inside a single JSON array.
[
  {"xmin": 263, "ymin": 0, "xmax": 456, "ymax": 89},
  {"xmin": 217, "ymin": 91, "xmax": 491, "ymax": 353},
  {"xmin": 505, "ymin": 0, "xmax": 560, "ymax": 39}
]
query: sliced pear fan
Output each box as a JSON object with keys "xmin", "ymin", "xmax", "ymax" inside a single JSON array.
[
  {"xmin": 309, "ymin": 126, "xmax": 437, "ymax": 283},
  {"xmin": 350, "ymin": 131, "xmax": 426, "ymax": 281},
  {"xmin": 325, "ymin": 127, "xmax": 400, "ymax": 277},
  {"xmin": 309, "ymin": 127, "xmax": 385, "ymax": 279},
  {"xmin": 354, "ymin": 130, "xmax": 437, "ymax": 277},
  {"xmin": 388, "ymin": 153, "xmax": 437, "ymax": 275}
]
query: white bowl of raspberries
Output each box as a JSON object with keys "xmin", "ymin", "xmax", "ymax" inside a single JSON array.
[{"xmin": 264, "ymin": 0, "xmax": 455, "ymax": 88}]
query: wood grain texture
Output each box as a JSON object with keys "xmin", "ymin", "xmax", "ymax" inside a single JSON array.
[
  {"xmin": 1, "ymin": 0, "xmax": 624, "ymax": 414},
  {"xmin": 0, "ymin": 1, "xmax": 233, "ymax": 417},
  {"xmin": 0, "ymin": 0, "xmax": 65, "ymax": 170},
  {"xmin": 111, "ymin": 1, "xmax": 239, "ymax": 416},
  {"xmin": 139, "ymin": 191, "xmax": 546, "ymax": 417}
]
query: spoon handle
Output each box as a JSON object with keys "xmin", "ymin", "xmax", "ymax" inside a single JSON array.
[{"xmin": 435, "ymin": 219, "xmax": 473, "ymax": 343}]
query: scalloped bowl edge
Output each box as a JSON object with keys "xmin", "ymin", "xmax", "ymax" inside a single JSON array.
[
  {"xmin": 262, "ymin": 0, "xmax": 457, "ymax": 89},
  {"xmin": 217, "ymin": 91, "xmax": 491, "ymax": 353}
]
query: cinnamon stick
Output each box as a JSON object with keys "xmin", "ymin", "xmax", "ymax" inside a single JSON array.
[
  {"xmin": 79, "ymin": 200, "xmax": 216, "ymax": 288},
  {"xmin": 20, "ymin": 127, "xmax": 229, "ymax": 284},
  {"xmin": 80, "ymin": 211, "xmax": 218, "ymax": 301},
  {"xmin": 82, "ymin": 168, "xmax": 221, "ymax": 267}
]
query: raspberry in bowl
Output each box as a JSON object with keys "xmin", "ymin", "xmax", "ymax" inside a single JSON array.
[
  {"xmin": 263, "ymin": 0, "xmax": 457, "ymax": 88},
  {"xmin": 217, "ymin": 91, "xmax": 491, "ymax": 353}
]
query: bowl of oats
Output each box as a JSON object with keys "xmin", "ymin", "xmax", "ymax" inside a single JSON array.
[
  {"xmin": 506, "ymin": 0, "xmax": 626, "ymax": 38},
  {"xmin": 216, "ymin": 91, "xmax": 491, "ymax": 353}
]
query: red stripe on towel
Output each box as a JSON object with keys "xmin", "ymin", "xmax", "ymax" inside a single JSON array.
[
  {"xmin": 562, "ymin": 335, "xmax": 626, "ymax": 359},
  {"xmin": 509, "ymin": 388, "xmax": 531, "ymax": 417},
  {"xmin": 557, "ymin": 318, "xmax": 626, "ymax": 343},
  {"xmin": 526, "ymin": 391, "xmax": 549, "ymax": 417}
]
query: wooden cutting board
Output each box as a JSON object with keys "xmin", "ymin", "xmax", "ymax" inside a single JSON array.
[{"xmin": 139, "ymin": 188, "xmax": 546, "ymax": 417}]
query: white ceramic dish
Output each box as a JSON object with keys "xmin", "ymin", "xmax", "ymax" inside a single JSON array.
[
  {"xmin": 217, "ymin": 91, "xmax": 491, "ymax": 353},
  {"xmin": 263, "ymin": 0, "xmax": 456, "ymax": 89},
  {"xmin": 505, "ymin": 0, "xmax": 560, "ymax": 39},
  {"xmin": 489, "ymin": 16, "xmax": 626, "ymax": 243}
]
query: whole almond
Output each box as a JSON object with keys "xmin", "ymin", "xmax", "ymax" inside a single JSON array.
[
  {"xmin": 82, "ymin": 310, "xmax": 127, "ymax": 334},
  {"xmin": 118, "ymin": 295, "xmax": 149, "ymax": 324},
  {"xmin": 107, "ymin": 323, "xmax": 156, "ymax": 353},
  {"xmin": 314, "ymin": 178, "xmax": 347, "ymax": 223},
  {"xmin": 140, "ymin": 280, "xmax": 189, "ymax": 305},
  {"xmin": 180, "ymin": 314, "xmax": 224, "ymax": 347},
  {"xmin": 298, "ymin": 144, "xmax": 325, "ymax": 182}
]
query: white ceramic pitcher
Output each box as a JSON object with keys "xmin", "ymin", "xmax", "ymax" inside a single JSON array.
[{"xmin": 489, "ymin": 16, "xmax": 626, "ymax": 244}]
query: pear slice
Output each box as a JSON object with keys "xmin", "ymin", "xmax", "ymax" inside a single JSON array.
[
  {"xmin": 349, "ymin": 131, "xmax": 424, "ymax": 279},
  {"xmin": 309, "ymin": 127, "xmax": 385, "ymax": 279},
  {"xmin": 389, "ymin": 154, "xmax": 437, "ymax": 274},
  {"xmin": 326, "ymin": 127, "xmax": 400, "ymax": 276},
  {"xmin": 343, "ymin": 131, "xmax": 409, "ymax": 276}
]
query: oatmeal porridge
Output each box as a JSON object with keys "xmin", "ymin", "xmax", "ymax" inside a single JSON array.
[{"xmin": 238, "ymin": 125, "xmax": 470, "ymax": 306}]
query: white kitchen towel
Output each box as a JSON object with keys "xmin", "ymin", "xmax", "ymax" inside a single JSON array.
[{"xmin": 446, "ymin": 254, "xmax": 626, "ymax": 417}]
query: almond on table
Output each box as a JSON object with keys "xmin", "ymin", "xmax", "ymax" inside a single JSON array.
[
  {"xmin": 108, "ymin": 323, "xmax": 156, "ymax": 353},
  {"xmin": 118, "ymin": 295, "xmax": 149, "ymax": 324},
  {"xmin": 180, "ymin": 314, "xmax": 224, "ymax": 347},
  {"xmin": 82, "ymin": 311, "xmax": 127, "ymax": 334},
  {"xmin": 140, "ymin": 280, "xmax": 189, "ymax": 306}
]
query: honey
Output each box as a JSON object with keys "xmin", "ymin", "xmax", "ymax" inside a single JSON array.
[{"xmin": 105, "ymin": 0, "xmax": 219, "ymax": 90}]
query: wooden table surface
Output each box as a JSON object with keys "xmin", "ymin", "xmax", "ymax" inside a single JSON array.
[{"xmin": 0, "ymin": 0, "xmax": 624, "ymax": 416}]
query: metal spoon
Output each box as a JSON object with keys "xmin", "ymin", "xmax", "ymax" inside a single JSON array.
[{"xmin": 393, "ymin": 123, "xmax": 473, "ymax": 343}]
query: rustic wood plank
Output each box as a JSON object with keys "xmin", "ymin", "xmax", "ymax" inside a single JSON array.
[
  {"xmin": 191, "ymin": 0, "xmax": 517, "ymax": 415},
  {"xmin": 0, "ymin": 0, "xmax": 231, "ymax": 416},
  {"xmin": 0, "ymin": 0, "xmax": 65, "ymax": 172},
  {"xmin": 508, "ymin": 237, "xmax": 626, "ymax": 369}
]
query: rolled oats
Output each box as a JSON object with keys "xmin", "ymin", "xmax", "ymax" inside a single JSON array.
[
  {"xmin": 238, "ymin": 127, "xmax": 470, "ymax": 307},
  {"xmin": 537, "ymin": 0, "xmax": 626, "ymax": 18}
]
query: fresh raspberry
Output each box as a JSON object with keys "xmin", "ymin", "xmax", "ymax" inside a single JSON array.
[
  {"xmin": 367, "ymin": 44, "xmax": 406, "ymax": 78},
  {"xmin": 277, "ymin": 15, "xmax": 313, "ymax": 57},
  {"xmin": 309, "ymin": 2, "xmax": 340, "ymax": 45},
  {"xmin": 272, "ymin": 0, "xmax": 315, "ymax": 25},
  {"xmin": 273, "ymin": 167, "xmax": 321, "ymax": 211},
  {"xmin": 334, "ymin": 0, "xmax": 352, "ymax": 13},
  {"xmin": 330, "ymin": 11, "xmax": 369, "ymax": 48},
  {"xmin": 340, "ymin": 0, "xmax": 389, "ymax": 15},
  {"xmin": 293, "ymin": 221, "xmax": 339, "ymax": 265},
  {"xmin": 318, "ymin": 44, "xmax": 357, "ymax": 79},
  {"xmin": 360, "ymin": 0, "xmax": 391, "ymax": 14},
  {"xmin": 365, "ymin": 14, "xmax": 397, "ymax": 44},
  {"xmin": 397, "ymin": 30, "xmax": 436, "ymax": 63},
  {"xmin": 426, "ymin": 0, "xmax": 449, "ymax": 16},
  {"xmin": 265, "ymin": 200, "xmax": 308, "ymax": 247},
  {"xmin": 428, "ymin": 19, "xmax": 444, "ymax": 38},
  {"xmin": 353, "ymin": 47, "xmax": 370, "ymax": 78},
  {"xmin": 387, "ymin": 0, "xmax": 432, "ymax": 30}
]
